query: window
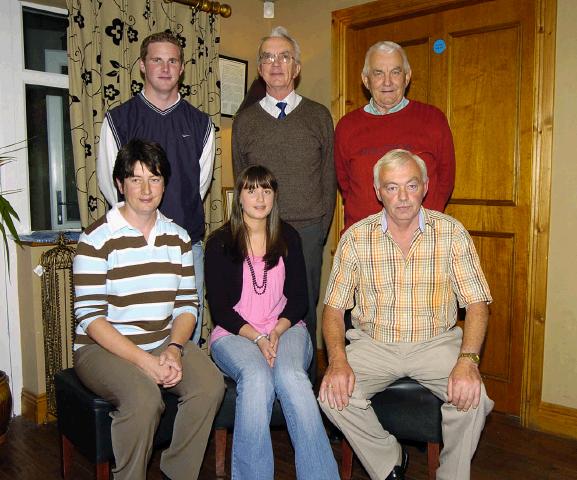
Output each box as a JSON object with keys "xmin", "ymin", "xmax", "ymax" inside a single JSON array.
[{"xmin": 22, "ymin": 5, "xmax": 79, "ymax": 230}]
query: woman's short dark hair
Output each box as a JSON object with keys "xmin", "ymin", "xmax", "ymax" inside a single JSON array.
[
  {"xmin": 112, "ymin": 139, "xmax": 171, "ymax": 191},
  {"xmin": 228, "ymin": 165, "xmax": 286, "ymax": 267}
]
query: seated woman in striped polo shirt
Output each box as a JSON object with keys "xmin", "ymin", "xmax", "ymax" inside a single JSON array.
[{"xmin": 72, "ymin": 139, "xmax": 224, "ymax": 480}]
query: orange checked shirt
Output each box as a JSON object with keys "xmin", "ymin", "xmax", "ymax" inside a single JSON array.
[{"xmin": 325, "ymin": 209, "xmax": 492, "ymax": 343}]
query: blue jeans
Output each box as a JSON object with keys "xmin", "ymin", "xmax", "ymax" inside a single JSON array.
[
  {"xmin": 191, "ymin": 240, "xmax": 204, "ymax": 344},
  {"xmin": 211, "ymin": 325, "xmax": 338, "ymax": 480}
]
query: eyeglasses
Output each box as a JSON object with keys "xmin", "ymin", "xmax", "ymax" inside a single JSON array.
[{"xmin": 259, "ymin": 52, "xmax": 294, "ymax": 64}]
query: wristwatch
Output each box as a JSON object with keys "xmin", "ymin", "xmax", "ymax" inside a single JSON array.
[
  {"xmin": 168, "ymin": 342, "xmax": 184, "ymax": 357},
  {"xmin": 458, "ymin": 352, "xmax": 480, "ymax": 364}
]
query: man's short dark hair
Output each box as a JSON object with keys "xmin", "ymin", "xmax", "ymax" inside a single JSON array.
[
  {"xmin": 113, "ymin": 139, "xmax": 171, "ymax": 189},
  {"xmin": 140, "ymin": 31, "xmax": 184, "ymax": 64}
]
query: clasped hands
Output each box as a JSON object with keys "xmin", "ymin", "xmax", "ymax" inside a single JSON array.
[
  {"xmin": 139, "ymin": 346, "xmax": 183, "ymax": 388},
  {"xmin": 256, "ymin": 328, "xmax": 281, "ymax": 367},
  {"xmin": 254, "ymin": 318, "xmax": 291, "ymax": 368}
]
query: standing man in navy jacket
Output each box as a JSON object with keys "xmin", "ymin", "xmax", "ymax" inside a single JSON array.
[{"xmin": 97, "ymin": 32, "xmax": 215, "ymax": 344}]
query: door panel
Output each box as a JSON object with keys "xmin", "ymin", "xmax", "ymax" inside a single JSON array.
[
  {"xmin": 449, "ymin": 25, "xmax": 521, "ymax": 203},
  {"xmin": 470, "ymin": 233, "xmax": 515, "ymax": 381},
  {"xmin": 335, "ymin": 0, "xmax": 536, "ymax": 414},
  {"xmin": 403, "ymin": 40, "xmax": 431, "ymax": 104}
]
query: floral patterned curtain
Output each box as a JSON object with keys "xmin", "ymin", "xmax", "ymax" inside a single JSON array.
[
  {"xmin": 67, "ymin": 0, "xmax": 224, "ymax": 345},
  {"xmin": 66, "ymin": 0, "xmax": 223, "ymax": 234}
]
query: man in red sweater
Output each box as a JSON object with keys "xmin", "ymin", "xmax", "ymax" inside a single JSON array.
[{"xmin": 335, "ymin": 41, "xmax": 455, "ymax": 232}]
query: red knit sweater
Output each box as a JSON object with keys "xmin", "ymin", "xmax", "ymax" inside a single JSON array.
[{"xmin": 335, "ymin": 100, "xmax": 455, "ymax": 231}]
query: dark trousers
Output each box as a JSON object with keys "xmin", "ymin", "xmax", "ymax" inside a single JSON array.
[{"xmin": 295, "ymin": 221, "xmax": 325, "ymax": 384}]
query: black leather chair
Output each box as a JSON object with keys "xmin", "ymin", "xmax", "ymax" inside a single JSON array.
[
  {"xmin": 340, "ymin": 377, "xmax": 443, "ymax": 480},
  {"xmin": 212, "ymin": 376, "xmax": 288, "ymax": 478},
  {"xmin": 54, "ymin": 368, "xmax": 178, "ymax": 480}
]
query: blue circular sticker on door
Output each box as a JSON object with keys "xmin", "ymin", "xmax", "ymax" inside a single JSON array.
[{"xmin": 433, "ymin": 39, "xmax": 446, "ymax": 54}]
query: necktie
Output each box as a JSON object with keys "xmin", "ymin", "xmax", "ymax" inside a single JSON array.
[{"xmin": 276, "ymin": 101, "xmax": 287, "ymax": 119}]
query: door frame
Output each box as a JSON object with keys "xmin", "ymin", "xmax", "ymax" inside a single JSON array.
[{"xmin": 331, "ymin": 0, "xmax": 569, "ymax": 436}]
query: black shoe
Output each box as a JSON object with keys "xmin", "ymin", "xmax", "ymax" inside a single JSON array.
[
  {"xmin": 160, "ymin": 472, "xmax": 171, "ymax": 480},
  {"xmin": 327, "ymin": 424, "xmax": 343, "ymax": 444},
  {"xmin": 385, "ymin": 447, "xmax": 409, "ymax": 479}
]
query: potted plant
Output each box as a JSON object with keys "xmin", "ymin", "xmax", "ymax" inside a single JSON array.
[{"xmin": 0, "ymin": 371, "xmax": 12, "ymax": 444}]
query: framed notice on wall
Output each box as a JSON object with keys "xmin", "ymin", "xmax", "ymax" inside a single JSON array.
[
  {"xmin": 222, "ymin": 187, "xmax": 234, "ymax": 219},
  {"xmin": 219, "ymin": 56, "xmax": 248, "ymax": 117}
]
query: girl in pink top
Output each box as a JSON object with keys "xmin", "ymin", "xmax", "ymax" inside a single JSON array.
[{"xmin": 206, "ymin": 166, "xmax": 338, "ymax": 479}]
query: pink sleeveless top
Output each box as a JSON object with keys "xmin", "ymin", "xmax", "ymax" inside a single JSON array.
[{"xmin": 211, "ymin": 256, "xmax": 301, "ymax": 345}]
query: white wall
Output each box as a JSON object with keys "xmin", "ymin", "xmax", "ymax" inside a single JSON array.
[
  {"xmin": 542, "ymin": 0, "xmax": 577, "ymax": 408},
  {"xmin": 0, "ymin": 0, "xmax": 30, "ymax": 415}
]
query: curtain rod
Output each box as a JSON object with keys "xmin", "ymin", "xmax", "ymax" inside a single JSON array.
[{"xmin": 163, "ymin": 0, "xmax": 232, "ymax": 18}]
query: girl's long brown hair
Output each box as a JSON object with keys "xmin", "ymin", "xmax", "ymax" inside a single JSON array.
[{"xmin": 229, "ymin": 165, "xmax": 286, "ymax": 267}]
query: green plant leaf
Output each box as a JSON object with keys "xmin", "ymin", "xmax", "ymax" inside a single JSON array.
[
  {"xmin": 0, "ymin": 194, "xmax": 21, "ymax": 273},
  {"xmin": 0, "ymin": 223, "xmax": 9, "ymax": 272},
  {"xmin": 0, "ymin": 138, "xmax": 26, "ymax": 275}
]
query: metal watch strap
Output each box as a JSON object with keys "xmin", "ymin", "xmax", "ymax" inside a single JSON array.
[{"xmin": 458, "ymin": 352, "xmax": 480, "ymax": 364}]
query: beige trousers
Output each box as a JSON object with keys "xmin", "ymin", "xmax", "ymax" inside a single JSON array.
[
  {"xmin": 74, "ymin": 340, "xmax": 225, "ymax": 480},
  {"xmin": 319, "ymin": 327, "xmax": 494, "ymax": 480}
]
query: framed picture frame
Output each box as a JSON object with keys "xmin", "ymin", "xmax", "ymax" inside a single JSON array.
[
  {"xmin": 222, "ymin": 187, "xmax": 234, "ymax": 220},
  {"xmin": 219, "ymin": 55, "xmax": 248, "ymax": 118}
]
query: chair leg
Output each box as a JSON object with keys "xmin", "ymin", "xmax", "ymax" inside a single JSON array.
[
  {"xmin": 61, "ymin": 435, "xmax": 73, "ymax": 479},
  {"xmin": 340, "ymin": 438, "xmax": 353, "ymax": 480},
  {"xmin": 96, "ymin": 461, "xmax": 111, "ymax": 480},
  {"xmin": 427, "ymin": 442, "xmax": 440, "ymax": 480},
  {"xmin": 215, "ymin": 428, "xmax": 228, "ymax": 478}
]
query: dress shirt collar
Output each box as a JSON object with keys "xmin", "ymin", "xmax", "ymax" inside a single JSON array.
[
  {"xmin": 364, "ymin": 96, "xmax": 409, "ymax": 115},
  {"xmin": 259, "ymin": 90, "xmax": 302, "ymax": 117},
  {"xmin": 380, "ymin": 207, "xmax": 428, "ymax": 234}
]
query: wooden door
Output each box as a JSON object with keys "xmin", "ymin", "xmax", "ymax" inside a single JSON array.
[{"xmin": 333, "ymin": 0, "xmax": 544, "ymax": 415}]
